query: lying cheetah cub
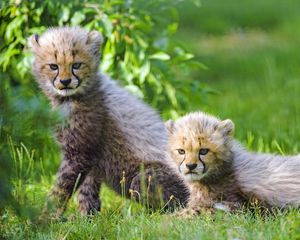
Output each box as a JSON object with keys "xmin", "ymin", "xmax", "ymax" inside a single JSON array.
[
  {"xmin": 166, "ymin": 112, "xmax": 246, "ymax": 216},
  {"xmin": 166, "ymin": 112, "xmax": 300, "ymax": 216}
]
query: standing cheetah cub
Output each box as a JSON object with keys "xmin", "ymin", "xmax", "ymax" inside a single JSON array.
[
  {"xmin": 166, "ymin": 112, "xmax": 300, "ymax": 216},
  {"xmin": 29, "ymin": 26, "xmax": 188, "ymax": 218}
]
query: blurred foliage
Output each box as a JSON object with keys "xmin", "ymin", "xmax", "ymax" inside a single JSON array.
[
  {"xmin": 178, "ymin": 0, "xmax": 300, "ymax": 35},
  {"xmin": 0, "ymin": 0, "xmax": 204, "ymax": 214},
  {"xmin": 0, "ymin": 0, "xmax": 205, "ymax": 116}
]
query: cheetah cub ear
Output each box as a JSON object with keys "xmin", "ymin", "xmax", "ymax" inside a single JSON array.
[
  {"xmin": 86, "ymin": 30, "xmax": 103, "ymax": 56},
  {"xmin": 217, "ymin": 119, "xmax": 235, "ymax": 137},
  {"xmin": 28, "ymin": 34, "xmax": 40, "ymax": 52},
  {"xmin": 165, "ymin": 120, "xmax": 175, "ymax": 135}
]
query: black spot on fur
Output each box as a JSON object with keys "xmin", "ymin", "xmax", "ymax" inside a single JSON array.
[
  {"xmin": 34, "ymin": 34, "xmax": 40, "ymax": 45},
  {"xmin": 72, "ymin": 49, "xmax": 78, "ymax": 59}
]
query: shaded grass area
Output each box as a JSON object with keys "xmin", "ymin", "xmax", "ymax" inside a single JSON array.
[
  {"xmin": 179, "ymin": 0, "xmax": 300, "ymax": 35},
  {"xmin": 2, "ymin": 0, "xmax": 300, "ymax": 239}
]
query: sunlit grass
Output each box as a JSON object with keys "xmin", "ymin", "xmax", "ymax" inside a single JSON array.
[{"xmin": 177, "ymin": 13, "xmax": 300, "ymax": 154}]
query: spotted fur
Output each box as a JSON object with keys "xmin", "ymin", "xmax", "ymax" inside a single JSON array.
[
  {"xmin": 29, "ymin": 27, "xmax": 189, "ymax": 217},
  {"xmin": 166, "ymin": 111, "xmax": 300, "ymax": 216}
]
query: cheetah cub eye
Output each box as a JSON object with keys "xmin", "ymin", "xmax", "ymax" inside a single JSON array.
[
  {"xmin": 199, "ymin": 148, "xmax": 209, "ymax": 155},
  {"xmin": 177, "ymin": 149, "xmax": 185, "ymax": 155},
  {"xmin": 49, "ymin": 64, "xmax": 59, "ymax": 70},
  {"xmin": 72, "ymin": 63, "xmax": 82, "ymax": 70}
]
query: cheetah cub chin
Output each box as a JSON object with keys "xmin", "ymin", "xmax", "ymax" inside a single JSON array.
[
  {"xmin": 166, "ymin": 112, "xmax": 300, "ymax": 217},
  {"xmin": 29, "ymin": 26, "xmax": 189, "ymax": 219}
]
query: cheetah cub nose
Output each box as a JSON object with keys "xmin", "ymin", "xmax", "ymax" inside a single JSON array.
[
  {"xmin": 60, "ymin": 79, "xmax": 71, "ymax": 87},
  {"xmin": 186, "ymin": 163, "xmax": 197, "ymax": 171}
]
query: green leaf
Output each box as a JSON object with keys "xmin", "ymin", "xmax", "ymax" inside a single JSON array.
[
  {"xmin": 58, "ymin": 7, "xmax": 70, "ymax": 26},
  {"xmin": 165, "ymin": 83, "xmax": 178, "ymax": 107},
  {"xmin": 168, "ymin": 23, "xmax": 178, "ymax": 35},
  {"xmin": 139, "ymin": 61, "xmax": 150, "ymax": 84},
  {"xmin": 71, "ymin": 12, "xmax": 85, "ymax": 26},
  {"xmin": 5, "ymin": 17, "xmax": 23, "ymax": 42},
  {"xmin": 173, "ymin": 53, "xmax": 194, "ymax": 62},
  {"xmin": 186, "ymin": 61, "xmax": 208, "ymax": 70},
  {"xmin": 149, "ymin": 52, "xmax": 170, "ymax": 61},
  {"xmin": 102, "ymin": 14, "xmax": 113, "ymax": 35}
]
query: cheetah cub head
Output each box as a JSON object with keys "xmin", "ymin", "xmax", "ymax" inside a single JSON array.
[
  {"xmin": 29, "ymin": 27, "xmax": 103, "ymax": 98},
  {"xmin": 166, "ymin": 112, "xmax": 234, "ymax": 182}
]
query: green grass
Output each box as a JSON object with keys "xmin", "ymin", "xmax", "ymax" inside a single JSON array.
[
  {"xmin": 2, "ymin": 143, "xmax": 300, "ymax": 240},
  {"xmin": 200, "ymin": 27, "xmax": 300, "ymax": 153},
  {"xmin": 2, "ymin": 0, "xmax": 300, "ymax": 239}
]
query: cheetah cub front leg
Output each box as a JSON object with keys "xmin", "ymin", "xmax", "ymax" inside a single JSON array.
[
  {"xmin": 77, "ymin": 168, "xmax": 102, "ymax": 215},
  {"xmin": 42, "ymin": 157, "xmax": 98, "ymax": 219},
  {"xmin": 173, "ymin": 187, "xmax": 215, "ymax": 218}
]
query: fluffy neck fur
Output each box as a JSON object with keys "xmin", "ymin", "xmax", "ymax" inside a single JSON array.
[{"xmin": 200, "ymin": 156, "xmax": 233, "ymax": 186}]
